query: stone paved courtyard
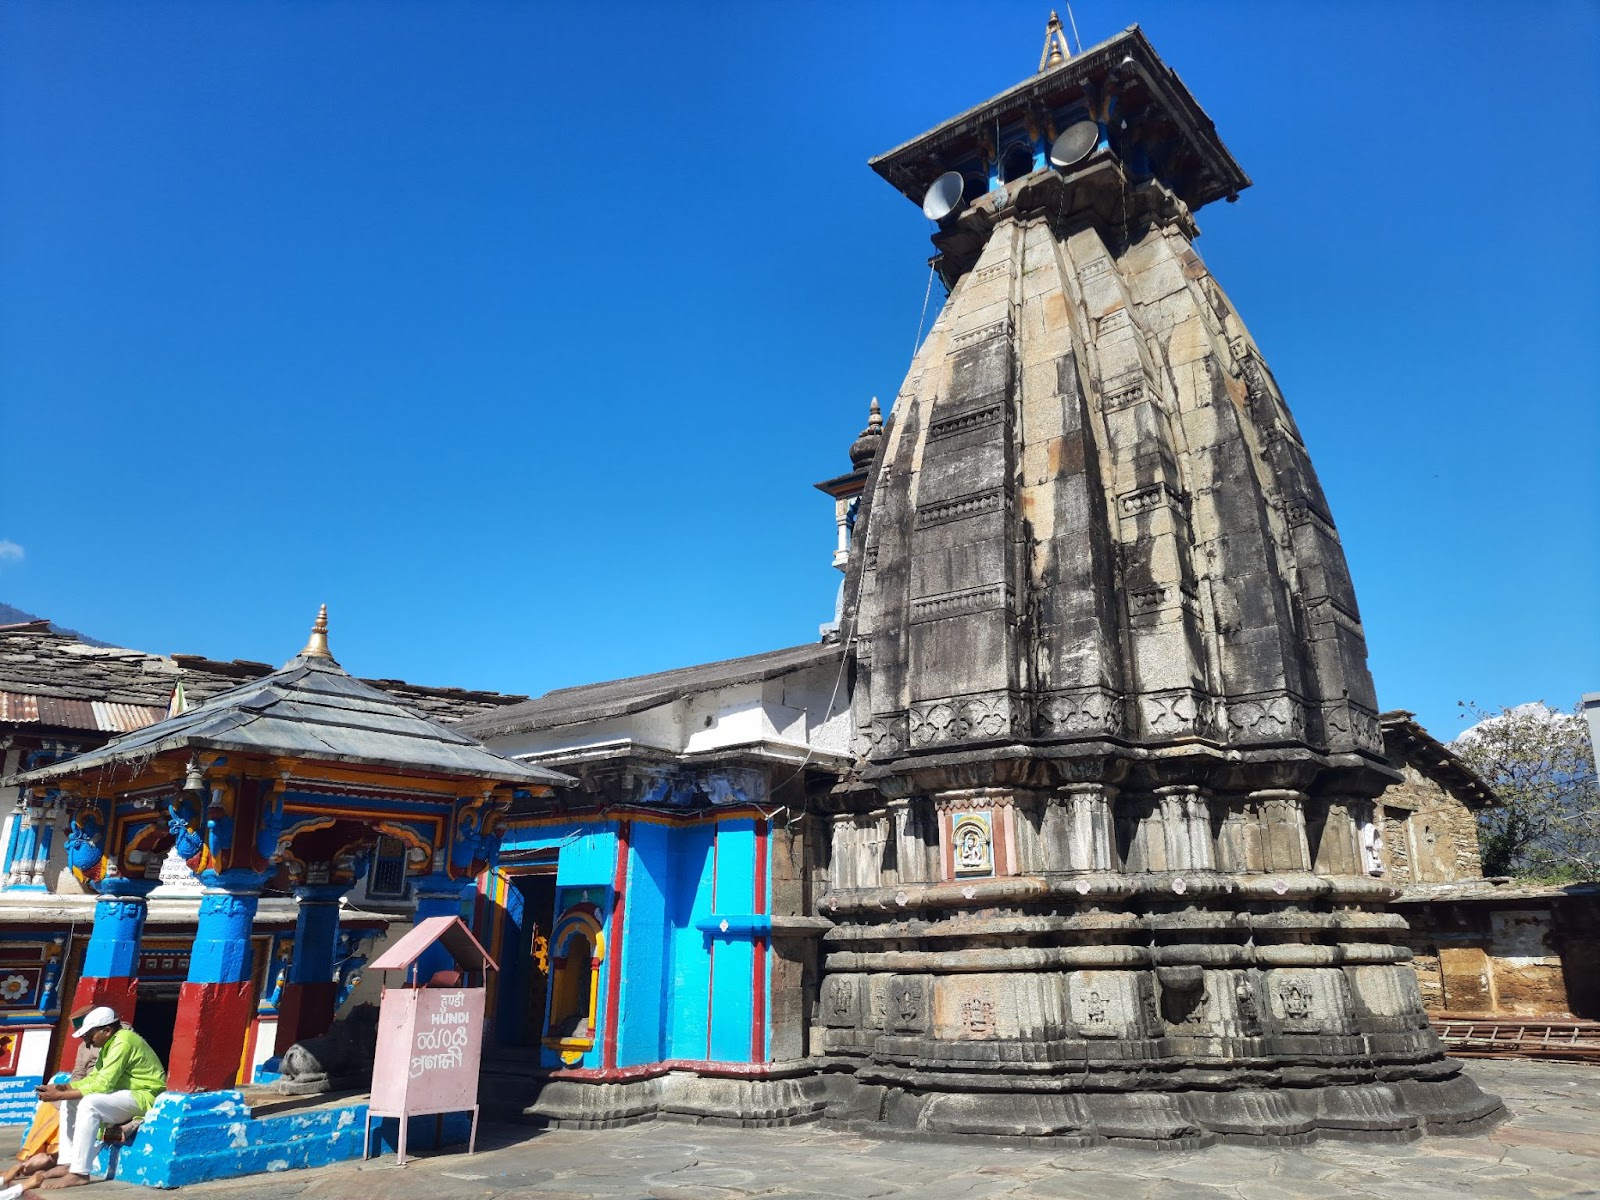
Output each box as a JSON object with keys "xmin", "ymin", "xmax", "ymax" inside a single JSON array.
[{"xmin": 32, "ymin": 1060, "xmax": 1600, "ymax": 1199}]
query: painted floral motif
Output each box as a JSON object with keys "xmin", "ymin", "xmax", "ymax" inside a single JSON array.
[{"xmin": 0, "ymin": 974, "xmax": 32, "ymax": 1003}]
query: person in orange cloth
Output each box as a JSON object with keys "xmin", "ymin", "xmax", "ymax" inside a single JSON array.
[{"xmin": 0, "ymin": 1009, "xmax": 101, "ymax": 1196}]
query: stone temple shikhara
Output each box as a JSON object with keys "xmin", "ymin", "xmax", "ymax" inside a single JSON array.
[
  {"xmin": 0, "ymin": 17, "xmax": 1507, "ymax": 1181},
  {"xmin": 807, "ymin": 18, "xmax": 1505, "ymax": 1141}
]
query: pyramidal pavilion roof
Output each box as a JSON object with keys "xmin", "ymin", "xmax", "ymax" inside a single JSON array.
[{"xmin": 7, "ymin": 607, "xmax": 574, "ymax": 790}]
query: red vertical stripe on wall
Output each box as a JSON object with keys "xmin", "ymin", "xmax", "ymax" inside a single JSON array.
[
  {"xmin": 706, "ymin": 822, "xmax": 720, "ymax": 1058},
  {"xmin": 751, "ymin": 818, "xmax": 768, "ymax": 1063},
  {"xmin": 601, "ymin": 820, "xmax": 631, "ymax": 1071}
]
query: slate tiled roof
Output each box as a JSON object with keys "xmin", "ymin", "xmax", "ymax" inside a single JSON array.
[
  {"xmin": 9, "ymin": 653, "xmax": 574, "ymax": 788},
  {"xmin": 458, "ymin": 642, "xmax": 841, "ymax": 739},
  {"xmin": 1380, "ymin": 710, "xmax": 1498, "ymax": 808},
  {"xmin": 0, "ymin": 621, "xmax": 528, "ymax": 735}
]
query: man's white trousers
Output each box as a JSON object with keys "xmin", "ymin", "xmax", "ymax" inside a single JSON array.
[{"xmin": 58, "ymin": 1092, "xmax": 141, "ymax": 1176}]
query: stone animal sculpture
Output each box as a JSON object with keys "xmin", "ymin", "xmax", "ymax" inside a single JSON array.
[{"xmin": 273, "ymin": 1003, "xmax": 379, "ymax": 1095}]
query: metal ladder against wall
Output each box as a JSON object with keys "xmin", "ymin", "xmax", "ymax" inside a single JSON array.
[{"xmin": 1433, "ymin": 1016, "xmax": 1600, "ymax": 1063}]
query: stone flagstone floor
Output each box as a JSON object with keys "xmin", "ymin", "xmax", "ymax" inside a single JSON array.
[{"xmin": 15, "ymin": 1060, "xmax": 1597, "ymax": 1199}]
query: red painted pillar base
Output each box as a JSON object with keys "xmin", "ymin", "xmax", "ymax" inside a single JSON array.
[
  {"xmin": 72, "ymin": 976, "xmax": 138, "ymax": 1025},
  {"xmin": 167, "ymin": 980, "xmax": 256, "ymax": 1093},
  {"xmin": 273, "ymin": 981, "xmax": 339, "ymax": 1055}
]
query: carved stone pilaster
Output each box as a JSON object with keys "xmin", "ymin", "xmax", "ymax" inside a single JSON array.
[
  {"xmin": 1251, "ymin": 789, "xmax": 1311, "ymax": 873},
  {"xmin": 1215, "ymin": 795, "xmax": 1264, "ymax": 874},
  {"xmin": 830, "ymin": 810, "xmax": 890, "ymax": 890},
  {"xmin": 1058, "ymin": 783, "xmax": 1116, "ymax": 871},
  {"xmin": 1309, "ymin": 795, "xmax": 1364, "ymax": 877},
  {"xmin": 1154, "ymin": 785, "xmax": 1214, "ymax": 872},
  {"xmin": 886, "ymin": 798, "xmax": 938, "ymax": 885}
]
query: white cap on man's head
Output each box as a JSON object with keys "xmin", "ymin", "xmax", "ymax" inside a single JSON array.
[{"xmin": 73, "ymin": 1006, "xmax": 118, "ymax": 1039}]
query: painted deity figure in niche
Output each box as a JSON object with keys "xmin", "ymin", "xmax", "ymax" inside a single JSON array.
[{"xmin": 953, "ymin": 814, "xmax": 992, "ymax": 875}]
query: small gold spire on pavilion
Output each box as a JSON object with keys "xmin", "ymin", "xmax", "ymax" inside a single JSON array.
[
  {"xmin": 1039, "ymin": 11, "xmax": 1071, "ymax": 72},
  {"xmin": 301, "ymin": 603, "xmax": 334, "ymax": 661}
]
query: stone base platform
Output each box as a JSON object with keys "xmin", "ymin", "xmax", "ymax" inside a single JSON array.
[
  {"xmin": 94, "ymin": 1089, "xmax": 473, "ymax": 1188},
  {"xmin": 515, "ymin": 1062, "xmax": 1505, "ymax": 1148}
]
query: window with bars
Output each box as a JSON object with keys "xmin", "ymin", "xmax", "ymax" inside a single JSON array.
[{"xmin": 369, "ymin": 835, "xmax": 408, "ymax": 899}]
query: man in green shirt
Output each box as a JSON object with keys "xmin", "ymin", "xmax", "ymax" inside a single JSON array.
[{"xmin": 35, "ymin": 1006, "xmax": 166, "ymax": 1189}]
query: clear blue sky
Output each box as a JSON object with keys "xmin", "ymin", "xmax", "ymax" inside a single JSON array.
[{"xmin": 3, "ymin": 1, "xmax": 1596, "ymax": 739}]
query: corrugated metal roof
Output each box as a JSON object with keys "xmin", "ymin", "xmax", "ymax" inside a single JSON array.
[
  {"xmin": 0, "ymin": 691, "xmax": 164, "ymax": 733},
  {"xmin": 91, "ymin": 701, "xmax": 164, "ymax": 733}
]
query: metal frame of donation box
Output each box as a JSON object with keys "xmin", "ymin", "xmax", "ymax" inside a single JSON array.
[{"xmin": 362, "ymin": 915, "xmax": 499, "ymax": 1166}]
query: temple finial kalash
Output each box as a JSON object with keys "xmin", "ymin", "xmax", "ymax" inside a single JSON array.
[
  {"xmin": 1038, "ymin": 10, "xmax": 1072, "ymax": 72},
  {"xmin": 1, "ymin": 612, "xmax": 573, "ymax": 1186},
  {"xmin": 298, "ymin": 602, "xmax": 335, "ymax": 662}
]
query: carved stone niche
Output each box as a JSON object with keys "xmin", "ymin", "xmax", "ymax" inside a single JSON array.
[
  {"xmin": 1066, "ymin": 970, "xmax": 1141, "ymax": 1039},
  {"xmin": 1262, "ymin": 968, "xmax": 1351, "ymax": 1035},
  {"xmin": 1155, "ymin": 963, "xmax": 1210, "ymax": 1028},
  {"xmin": 889, "ymin": 975, "xmax": 929, "ymax": 1033},
  {"xmin": 931, "ymin": 972, "xmax": 1066, "ymax": 1042},
  {"xmin": 1225, "ymin": 970, "xmax": 1265, "ymax": 1038},
  {"xmin": 934, "ymin": 788, "xmax": 1021, "ymax": 879},
  {"xmin": 822, "ymin": 973, "xmax": 865, "ymax": 1028}
]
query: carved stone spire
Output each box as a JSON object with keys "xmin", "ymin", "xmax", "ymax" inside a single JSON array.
[{"xmin": 847, "ymin": 396, "xmax": 884, "ymax": 470}]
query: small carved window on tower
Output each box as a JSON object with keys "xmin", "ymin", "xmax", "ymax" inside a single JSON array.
[{"xmin": 999, "ymin": 141, "xmax": 1035, "ymax": 183}]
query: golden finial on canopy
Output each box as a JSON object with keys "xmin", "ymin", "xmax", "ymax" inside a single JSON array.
[
  {"xmin": 1039, "ymin": 11, "xmax": 1072, "ymax": 72},
  {"xmin": 301, "ymin": 603, "xmax": 334, "ymax": 661}
]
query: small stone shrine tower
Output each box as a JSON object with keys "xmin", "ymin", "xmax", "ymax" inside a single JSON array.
[{"xmin": 816, "ymin": 21, "xmax": 1504, "ymax": 1142}]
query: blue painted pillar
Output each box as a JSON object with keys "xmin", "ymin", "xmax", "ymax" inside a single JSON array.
[
  {"xmin": 9, "ymin": 811, "xmax": 37, "ymax": 888},
  {"xmin": 3, "ymin": 806, "xmax": 23, "ymax": 884},
  {"xmin": 169, "ymin": 882, "xmax": 262, "ymax": 1092},
  {"xmin": 274, "ymin": 885, "xmax": 344, "ymax": 1054},
  {"xmin": 74, "ymin": 878, "xmax": 158, "ymax": 1022},
  {"xmin": 411, "ymin": 875, "xmax": 471, "ymax": 984}
]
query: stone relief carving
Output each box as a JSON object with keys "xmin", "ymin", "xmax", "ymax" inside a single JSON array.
[
  {"xmin": 909, "ymin": 693, "xmax": 1017, "ymax": 746},
  {"xmin": 1035, "ymin": 688, "xmax": 1124, "ymax": 739},
  {"xmin": 891, "ymin": 977, "xmax": 927, "ymax": 1032},
  {"xmin": 823, "ymin": 976, "xmax": 859, "ymax": 1028},
  {"xmin": 1279, "ymin": 984, "xmax": 1313, "ymax": 1022},
  {"xmin": 960, "ymin": 996, "xmax": 995, "ymax": 1038},
  {"xmin": 1140, "ymin": 689, "xmax": 1215, "ymax": 740},
  {"xmin": 1226, "ymin": 694, "xmax": 1308, "ymax": 743}
]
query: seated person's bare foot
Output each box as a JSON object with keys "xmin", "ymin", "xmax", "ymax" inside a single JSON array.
[{"xmin": 38, "ymin": 1173, "xmax": 91, "ymax": 1190}]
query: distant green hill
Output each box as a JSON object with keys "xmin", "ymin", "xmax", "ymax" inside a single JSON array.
[{"xmin": 0, "ymin": 602, "xmax": 115, "ymax": 647}]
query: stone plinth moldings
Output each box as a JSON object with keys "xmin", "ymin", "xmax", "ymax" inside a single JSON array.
[
  {"xmin": 927, "ymin": 403, "xmax": 1004, "ymax": 442},
  {"xmin": 1100, "ymin": 372, "xmax": 1148, "ymax": 413},
  {"xmin": 909, "ymin": 583, "xmax": 1014, "ymax": 623},
  {"xmin": 951, "ymin": 317, "xmax": 1012, "ymax": 351},
  {"xmin": 914, "ymin": 489, "xmax": 1006, "ymax": 529},
  {"xmin": 1118, "ymin": 481, "xmax": 1189, "ymax": 518}
]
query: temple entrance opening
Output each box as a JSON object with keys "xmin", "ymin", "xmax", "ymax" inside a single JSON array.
[{"xmin": 492, "ymin": 867, "xmax": 556, "ymax": 1047}]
